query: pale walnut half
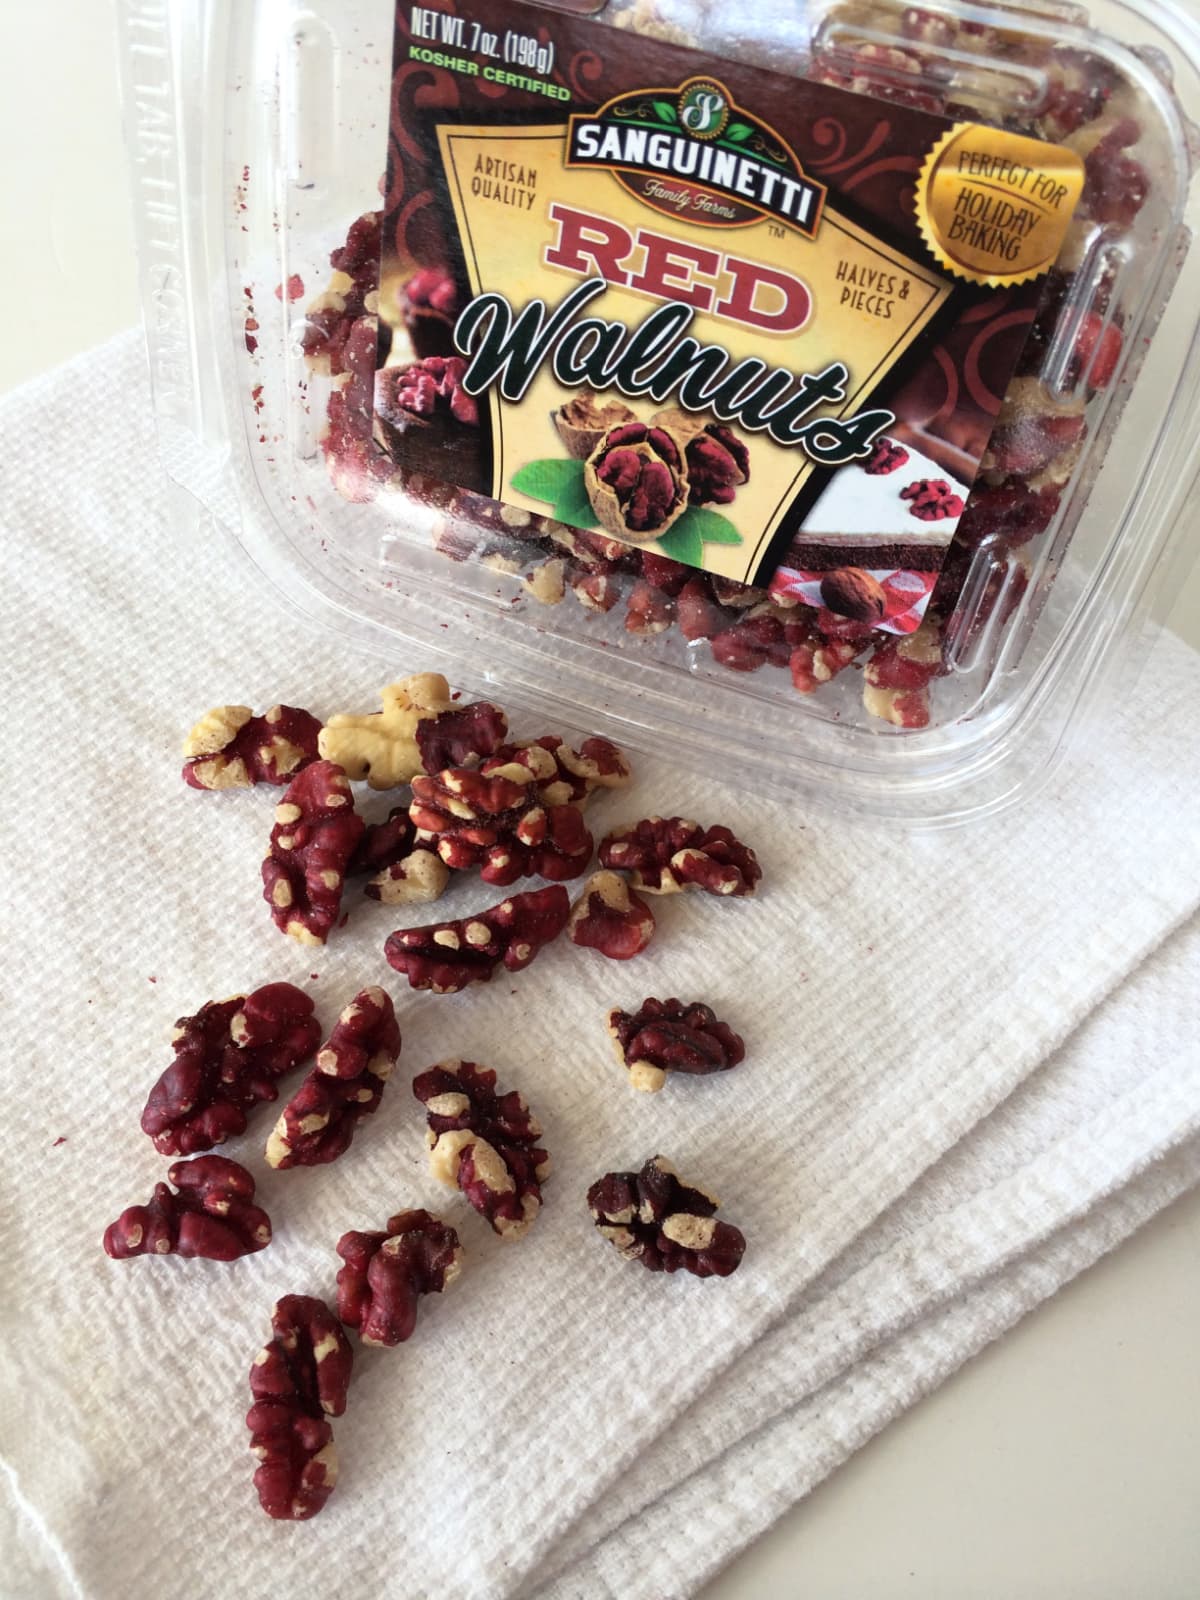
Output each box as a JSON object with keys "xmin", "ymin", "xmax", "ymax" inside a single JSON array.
[{"xmin": 318, "ymin": 674, "xmax": 456, "ymax": 789}]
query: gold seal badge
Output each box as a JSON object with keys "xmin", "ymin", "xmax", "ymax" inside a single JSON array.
[{"xmin": 916, "ymin": 124, "xmax": 1085, "ymax": 287}]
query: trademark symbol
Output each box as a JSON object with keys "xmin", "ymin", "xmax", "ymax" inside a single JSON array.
[{"xmin": 769, "ymin": 223, "xmax": 786, "ymax": 240}]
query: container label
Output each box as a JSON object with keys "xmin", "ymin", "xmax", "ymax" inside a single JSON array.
[{"xmin": 377, "ymin": 0, "xmax": 1083, "ymax": 630}]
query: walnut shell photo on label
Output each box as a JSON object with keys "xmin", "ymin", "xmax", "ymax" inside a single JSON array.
[
  {"xmin": 584, "ymin": 423, "xmax": 691, "ymax": 543},
  {"xmin": 553, "ymin": 390, "xmax": 639, "ymax": 459}
]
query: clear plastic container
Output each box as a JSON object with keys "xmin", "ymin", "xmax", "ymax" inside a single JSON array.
[{"xmin": 117, "ymin": 0, "xmax": 1200, "ymax": 824}]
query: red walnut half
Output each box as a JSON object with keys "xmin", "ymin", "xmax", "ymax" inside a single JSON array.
[
  {"xmin": 103, "ymin": 1156, "xmax": 271, "ymax": 1260},
  {"xmin": 141, "ymin": 984, "xmax": 320, "ymax": 1157},
  {"xmin": 585, "ymin": 423, "xmax": 689, "ymax": 541},
  {"xmin": 587, "ymin": 1155, "xmax": 746, "ymax": 1278},
  {"xmin": 266, "ymin": 987, "xmax": 401, "ymax": 1169},
  {"xmin": 182, "ymin": 704, "xmax": 322, "ymax": 790},
  {"xmin": 599, "ymin": 817, "xmax": 762, "ymax": 898},
  {"xmin": 262, "ymin": 761, "xmax": 365, "ymax": 945},
  {"xmin": 413, "ymin": 1060, "xmax": 549, "ymax": 1239},
  {"xmin": 384, "ymin": 884, "xmax": 570, "ymax": 993},
  {"xmin": 410, "ymin": 764, "xmax": 593, "ymax": 886},
  {"xmin": 336, "ymin": 1210, "xmax": 463, "ymax": 1346},
  {"xmin": 246, "ymin": 1295, "xmax": 354, "ymax": 1521},
  {"xmin": 607, "ymin": 998, "xmax": 746, "ymax": 1094},
  {"xmin": 569, "ymin": 872, "xmax": 656, "ymax": 960}
]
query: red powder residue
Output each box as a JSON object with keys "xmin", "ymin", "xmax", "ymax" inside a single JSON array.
[
  {"xmin": 53, "ymin": 1137, "xmax": 68, "ymax": 1148},
  {"xmin": 275, "ymin": 274, "xmax": 305, "ymax": 302}
]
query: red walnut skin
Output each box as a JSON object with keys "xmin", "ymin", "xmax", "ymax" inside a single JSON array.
[
  {"xmin": 599, "ymin": 818, "xmax": 762, "ymax": 899},
  {"xmin": 415, "ymin": 700, "xmax": 508, "ymax": 774},
  {"xmin": 262, "ymin": 761, "xmax": 365, "ymax": 945},
  {"xmin": 336, "ymin": 1210, "xmax": 463, "ymax": 1346},
  {"xmin": 413, "ymin": 1060, "xmax": 549, "ymax": 1238},
  {"xmin": 247, "ymin": 1295, "xmax": 354, "ymax": 1521},
  {"xmin": 141, "ymin": 984, "xmax": 320, "ymax": 1157},
  {"xmin": 182, "ymin": 705, "xmax": 322, "ymax": 790},
  {"xmin": 266, "ymin": 987, "xmax": 401, "ymax": 1169},
  {"xmin": 569, "ymin": 872, "xmax": 656, "ymax": 960},
  {"xmin": 103, "ymin": 1156, "xmax": 271, "ymax": 1260},
  {"xmin": 587, "ymin": 1156, "xmax": 747, "ymax": 1278},
  {"xmin": 384, "ymin": 884, "xmax": 571, "ymax": 993},
  {"xmin": 607, "ymin": 999, "xmax": 745, "ymax": 1093}
]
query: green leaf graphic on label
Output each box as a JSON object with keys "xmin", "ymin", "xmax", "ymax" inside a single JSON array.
[
  {"xmin": 655, "ymin": 522, "xmax": 705, "ymax": 568},
  {"xmin": 725, "ymin": 122, "xmax": 756, "ymax": 144},
  {"xmin": 552, "ymin": 474, "xmax": 599, "ymax": 530},
  {"xmin": 511, "ymin": 458, "xmax": 583, "ymax": 501},
  {"xmin": 651, "ymin": 100, "xmax": 678, "ymax": 126},
  {"xmin": 511, "ymin": 458, "xmax": 598, "ymax": 531},
  {"xmin": 656, "ymin": 507, "xmax": 743, "ymax": 569},
  {"xmin": 685, "ymin": 508, "xmax": 743, "ymax": 546}
]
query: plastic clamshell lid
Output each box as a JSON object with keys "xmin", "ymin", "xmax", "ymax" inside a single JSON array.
[{"xmin": 117, "ymin": 0, "xmax": 1200, "ymax": 824}]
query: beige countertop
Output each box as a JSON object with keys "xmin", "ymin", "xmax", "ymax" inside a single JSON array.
[{"xmin": 7, "ymin": 5, "xmax": 1198, "ymax": 1595}]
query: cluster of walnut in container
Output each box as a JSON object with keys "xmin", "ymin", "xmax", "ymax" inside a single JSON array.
[
  {"xmin": 103, "ymin": 675, "xmax": 755, "ymax": 1521},
  {"xmin": 304, "ymin": 12, "xmax": 1147, "ymax": 733}
]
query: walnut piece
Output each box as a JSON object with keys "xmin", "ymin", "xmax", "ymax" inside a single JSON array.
[
  {"xmin": 266, "ymin": 987, "xmax": 401, "ymax": 1169},
  {"xmin": 587, "ymin": 1155, "xmax": 746, "ymax": 1278},
  {"xmin": 246, "ymin": 1295, "xmax": 353, "ymax": 1521},
  {"xmin": 103, "ymin": 1156, "xmax": 271, "ymax": 1260},
  {"xmin": 599, "ymin": 817, "xmax": 762, "ymax": 898},
  {"xmin": 141, "ymin": 984, "xmax": 320, "ymax": 1156},
  {"xmin": 262, "ymin": 761, "xmax": 365, "ymax": 945},
  {"xmin": 384, "ymin": 884, "xmax": 571, "ymax": 993},
  {"xmin": 365, "ymin": 846, "xmax": 451, "ymax": 906},
  {"xmin": 182, "ymin": 704, "xmax": 322, "ymax": 790},
  {"xmin": 412, "ymin": 1060, "xmax": 549, "ymax": 1239},
  {"xmin": 415, "ymin": 700, "xmax": 508, "ymax": 774},
  {"xmin": 862, "ymin": 617, "xmax": 943, "ymax": 729},
  {"xmin": 336, "ymin": 1210, "xmax": 463, "ymax": 1346},
  {"xmin": 607, "ymin": 998, "xmax": 745, "ymax": 1093},
  {"xmin": 482, "ymin": 734, "xmax": 632, "ymax": 809},
  {"xmin": 410, "ymin": 763, "xmax": 593, "ymax": 886},
  {"xmin": 569, "ymin": 871, "xmax": 656, "ymax": 960},
  {"xmin": 318, "ymin": 674, "xmax": 457, "ymax": 789}
]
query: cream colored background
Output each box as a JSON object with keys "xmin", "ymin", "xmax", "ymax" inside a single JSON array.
[{"xmin": 3, "ymin": 5, "xmax": 1198, "ymax": 1596}]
